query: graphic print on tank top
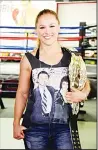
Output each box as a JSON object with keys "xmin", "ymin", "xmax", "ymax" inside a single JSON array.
[{"xmin": 30, "ymin": 66, "xmax": 70, "ymax": 123}]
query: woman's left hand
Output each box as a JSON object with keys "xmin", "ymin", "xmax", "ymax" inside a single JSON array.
[{"xmin": 65, "ymin": 87, "xmax": 87, "ymax": 103}]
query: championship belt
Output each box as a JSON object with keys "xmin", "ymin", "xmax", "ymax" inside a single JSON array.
[
  {"xmin": 68, "ymin": 51, "xmax": 87, "ymax": 150},
  {"xmin": 69, "ymin": 52, "xmax": 87, "ymax": 115}
]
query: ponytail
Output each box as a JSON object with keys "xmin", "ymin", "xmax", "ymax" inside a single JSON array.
[{"xmin": 37, "ymin": 38, "xmax": 40, "ymax": 48}]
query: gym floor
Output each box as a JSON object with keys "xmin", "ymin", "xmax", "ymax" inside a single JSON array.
[{"xmin": 0, "ymin": 97, "xmax": 96, "ymax": 149}]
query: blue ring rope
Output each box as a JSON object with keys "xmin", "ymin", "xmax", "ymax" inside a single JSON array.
[
  {"xmin": 0, "ymin": 45, "xmax": 81, "ymax": 51},
  {"xmin": 0, "ymin": 26, "xmax": 84, "ymax": 29},
  {"xmin": 0, "ymin": 46, "xmax": 34, "ymax": 50}
]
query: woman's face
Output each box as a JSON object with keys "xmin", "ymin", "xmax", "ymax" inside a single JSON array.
[{"xmin": 36, "ymin": 14, "xmax": 60, "ymax": 46}]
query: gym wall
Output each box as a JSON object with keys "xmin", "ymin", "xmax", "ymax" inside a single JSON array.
[
  {"xmin": 57, "ymin": 1, "xmax": 96, "ymax": 47},
  {"xmin": 57, "ymin": 2, "xmax": 96, "ymax": 26}
]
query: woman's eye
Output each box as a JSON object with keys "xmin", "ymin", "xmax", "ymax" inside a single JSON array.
[
  {"xmin": 50, "ymin": 25, "xmax": 55, "ymax": 28},
  {"xmin": 40, "ymin": 27, "xmax": 45, "ymax": 29}
]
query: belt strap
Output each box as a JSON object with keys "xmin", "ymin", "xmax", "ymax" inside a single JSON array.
[{"xmin": 70, "ymin": 114, "xmax": 82, "ymax": 150}]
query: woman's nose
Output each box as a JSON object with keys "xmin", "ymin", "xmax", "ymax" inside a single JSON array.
[{"xmin": 44, "ymin": 27, "xmax": 51, "ymax": 34}]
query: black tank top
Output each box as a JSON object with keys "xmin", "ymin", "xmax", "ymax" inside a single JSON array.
[{"xmin": 22, "ymin": 47, "xmax": 72, "ymax": 128}]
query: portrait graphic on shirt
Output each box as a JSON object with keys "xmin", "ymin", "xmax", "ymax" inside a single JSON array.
[
  {"xmin": 32, "ymin": 67, "xmax": 69, "ymax": 116},
  {"xmin": 58, "ymin": 76, "xmax": 69, "ymax": 103},
  {"xmin": 53, "ymin": 76, "xmax": 69, "ymax": 121}
]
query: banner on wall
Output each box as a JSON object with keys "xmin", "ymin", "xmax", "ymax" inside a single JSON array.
[
  {"xmin": 0, "ymin": 1, "xmax": 56, "ymax": 52},
  {"xmin": 0, "ymin": 1, "xmax": 56, "ymax": 27}
]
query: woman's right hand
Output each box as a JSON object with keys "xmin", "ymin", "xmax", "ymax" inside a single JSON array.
[{"xmin": 13, "ymin": 124, "xmax": 27, "ymax": 140}]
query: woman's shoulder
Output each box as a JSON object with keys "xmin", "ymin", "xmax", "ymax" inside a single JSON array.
[
  {"xmin": 22, "ymin": 47, "xmax": 38, "ymax": 61},
  {"xmin": 25, "ymin": 47, "xmax": 38, "ymax": 57},
  {"xmin": 62, "ymin": 46, "xmax": 77, "ymax": 54},
  {"xmin": 21, "ymin": 47, "xmax": 39, "ymax": 69},
  {"xmin": 19, "ymin": 48, "xmax": 36, "ymax": 67},
  {"xmin": 30, "ymin": 47, "xmax": 38, "ymax": 56}
]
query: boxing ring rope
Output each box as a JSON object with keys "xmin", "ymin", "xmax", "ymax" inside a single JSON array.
[
  {"xmin": 0, "ymin": 25, "xmax": 96, "ymax": 101},
  {"xmin": 0, "ymin": 25, "xmax": 95, "ymax": 61}
]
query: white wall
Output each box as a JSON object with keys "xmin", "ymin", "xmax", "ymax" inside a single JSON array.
[
  {"xmin": 57, "ymin": 2, "xmax": 96, "ymax": 26},
  {"xmin": 57, "ymin": 2, "xmax": 96, "ymax": 47}
]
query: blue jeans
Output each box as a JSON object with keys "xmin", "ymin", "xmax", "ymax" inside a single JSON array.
[{"xmin": 23, "ymin": 123, "xmax": 73, "ymax": 150}]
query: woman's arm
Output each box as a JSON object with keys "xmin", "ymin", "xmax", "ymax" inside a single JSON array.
[{"xmin": 13, "ymin": 55, "xmax": 31, "ymax": 139}]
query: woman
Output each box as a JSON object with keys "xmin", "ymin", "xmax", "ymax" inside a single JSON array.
[{"xmin": 13, "ymin": 9, "xmax": 90, "ymax": 150}]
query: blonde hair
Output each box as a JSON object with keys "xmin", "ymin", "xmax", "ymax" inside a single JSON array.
[{"xmin": 35, "ymin": 9, "xmax": 60, "ymax": 48}]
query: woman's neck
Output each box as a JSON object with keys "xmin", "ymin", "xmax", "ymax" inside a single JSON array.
[
  {"xmin": 39, "ymin": 42, "xmax": 61, "ymax": 55},
  {"xmin": 38, "ymin": 41, "xmax": 63, "ymax": 65}
]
